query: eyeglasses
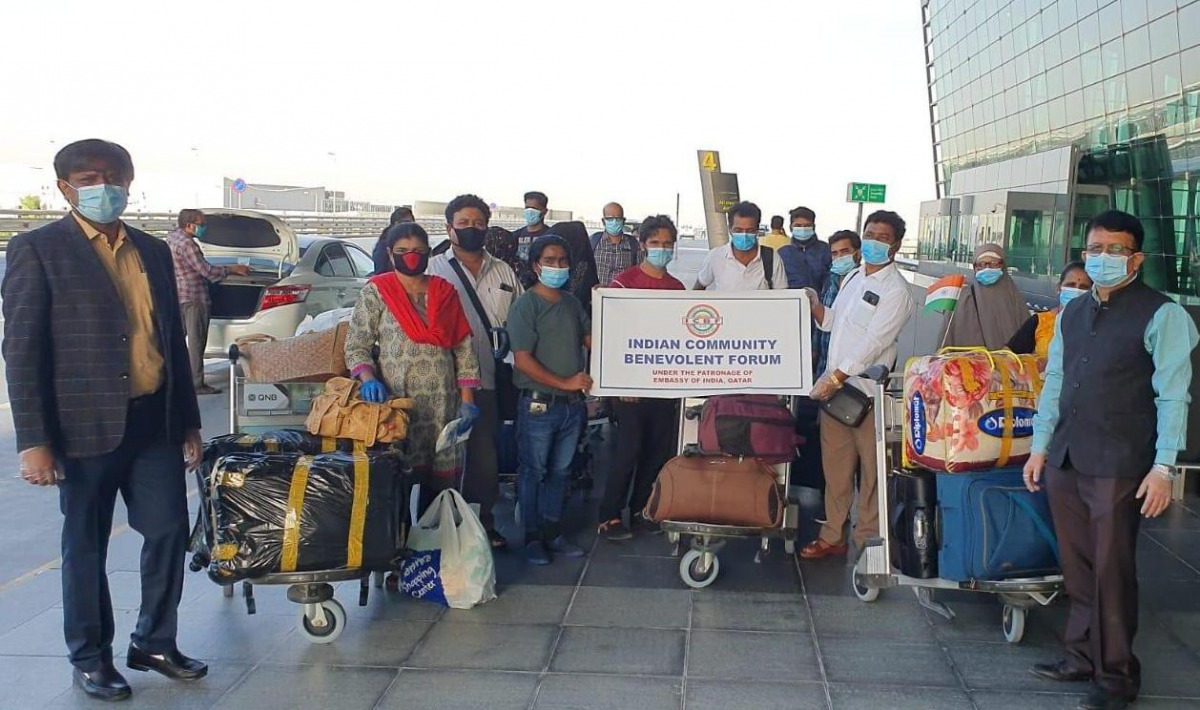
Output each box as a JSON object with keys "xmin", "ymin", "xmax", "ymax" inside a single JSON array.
[
  {"xmin": 1084, "ymin": 244, "xmax": 1138, "ymax": 256},
  {"xmin": 975, "ymin": 260, "xmax": 1004, "ymax": 269},
  {"xmin": 538, "ymin": 258, "xmax": 570, "ymax": 268},
  {"xmin": 392, "ymin": 248, "xmax": 431, "ymax": 256}
]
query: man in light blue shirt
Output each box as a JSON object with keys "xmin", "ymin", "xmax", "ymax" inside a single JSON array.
[{"xmin": 1024, "ymin": 210, "xmax": 1198, "ymax": 710}]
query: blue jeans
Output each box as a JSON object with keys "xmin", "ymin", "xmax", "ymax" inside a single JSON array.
[{"xmin": 517, "ymin": 395, "xmax": 584, "ymax": 538}]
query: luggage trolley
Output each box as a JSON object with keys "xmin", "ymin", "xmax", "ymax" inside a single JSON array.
[
  {"xmin": 662, "ymin": 396, "xmax": 802, "ymax": 589},
  {"xmin": 850, "ymin": 366, "xmax": 1064, "ymax": 644},
  {"xmin": 188, "ymin": 344, "xmax": 405, "ymax": 644}
]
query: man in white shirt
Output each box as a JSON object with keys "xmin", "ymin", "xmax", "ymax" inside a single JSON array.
[
  {"xmin": 694, "ymin": 201, "xmax": 787, "ymax": 291},
  {"xmin": 428, "ymin": 194, "xmax": 524, "ymax": 549},
  {"xmin": 799, "ymin": 210, "xmax": 916, "ymax": 560}
]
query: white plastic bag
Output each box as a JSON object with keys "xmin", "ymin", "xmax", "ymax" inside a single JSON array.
[
  {"xmin": 400, "ymin": 489, "xmax": 496, "ymax": 609},
  {"xmin": 295, "ymin": 307, "xmax": 355, "ymax": 336}
]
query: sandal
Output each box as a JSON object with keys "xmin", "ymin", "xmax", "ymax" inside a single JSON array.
[
  {"xmin": 488, "ymin": 529, "xmax": 508, "ymax": 550},
  {"xmin": 598, "ymin": 518, "xmax": 633, "ymax": 541}
]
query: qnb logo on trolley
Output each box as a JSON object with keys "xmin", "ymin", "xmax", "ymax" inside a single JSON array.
[{"xmin": 683, "ymin": 304, "xmax": 723, "ymax": 339}]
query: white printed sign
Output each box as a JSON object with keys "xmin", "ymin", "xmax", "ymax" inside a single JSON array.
[{"xmin": 590, "ymin": 289, "xmax": 813, "ymax": 398}]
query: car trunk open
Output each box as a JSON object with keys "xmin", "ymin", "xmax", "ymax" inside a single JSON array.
[{"xmin": 197, "ymin": 210, "xmax": 300, "ymax": 319}]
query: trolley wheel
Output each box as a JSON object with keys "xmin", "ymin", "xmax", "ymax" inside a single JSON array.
[
  {"xmin": 299, "ymin": 599, "xmax": 346, "ymax": 644},
  {"xmin": 852, "ymin": 571, "xmax": 881, "ymax": 603},
  {"xmin": 679, "ymin": 550, "xmax": 720, "ymax": 589},
  {"xmin": 222, "ymin": 584, "xmax": 234, "ymax": 599},
  {"xmin": 1002, "ymin": 604, "xmax": 1026, "ymax": 644}
]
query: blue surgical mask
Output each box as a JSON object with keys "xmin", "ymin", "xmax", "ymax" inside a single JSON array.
[
  {"xmin": 730, "ymin": 232, "xmax": 757, "ymax": 251},
  {"xmin": 524, "ymin": 207, "xmax": 543, "ymax": 227},
  {"xmin": 646, "ymin": 247, "xmax": 674, "ymax": 268},
  {"xmin": 538, "ymin": 265, "xmax": 570, "ymax": 289},
  {"xmin": 73, "ymin": 183, "xmax": 127, "ymax": 224},
  {"xmin": 1085, "ymin": 253, "xmax": 1131, "ymax": 287},
  {"xmin": 193, "ymin": 224, "xmax": 208, "ymax": 238},
  {"xmin": 860, "ymin": 238, "xmax": 892, "ymax": 265},
  {"xmin": 603, "ymin": 218, "xmax": 624, "ymax": 236},
  {"xmin": 792, "ymin": 227, "xmax": 815, "ymax": 241},
  {"xmin": 830, "ymin": 254, "xmax": 856, "ymax": 276},
  {"xmin": 1058, "ymin": 286, "xmax": 1087, "ymax": 308},
  {"xmin": 975, "ymin": 267, "xmax": 1003, "ymax": 286}
]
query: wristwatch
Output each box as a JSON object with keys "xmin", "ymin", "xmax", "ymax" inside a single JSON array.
[
  {"xmin": 828, "ymin": 372, "xmax": 845, "ymax": 388},
  {"xmin": 1152, "ymin": 464, "xmax": 1180, "ymax": 481}
]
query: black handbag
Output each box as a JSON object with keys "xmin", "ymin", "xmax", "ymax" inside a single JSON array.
[{"xmin": 819, "ymin": 383, "xmax": 873, "ymax": 428}]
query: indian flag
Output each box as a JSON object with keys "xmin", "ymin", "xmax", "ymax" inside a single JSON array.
[{"xmin": 924, "ymin": 274, "xmax": 965, "ymax": 314}]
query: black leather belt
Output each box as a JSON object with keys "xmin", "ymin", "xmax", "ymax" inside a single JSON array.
[{"xmin": 521, "ymin": 389, "xmax": 584, "ymax": 405}]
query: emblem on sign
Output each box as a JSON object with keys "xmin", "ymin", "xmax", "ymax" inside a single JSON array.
[{"xmin": 682, "ymin": 304, "xmax": 723, "ymax": 339}]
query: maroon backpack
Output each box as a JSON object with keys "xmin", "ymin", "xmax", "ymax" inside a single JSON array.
[{"xmin": 696, "ymin": 395, "xmax": 802, "ymax": 464}]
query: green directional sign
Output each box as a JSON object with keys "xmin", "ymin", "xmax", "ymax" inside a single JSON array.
[{"xmin": 847, "ymin": 182, "xmax": 887, "ymax": 204}]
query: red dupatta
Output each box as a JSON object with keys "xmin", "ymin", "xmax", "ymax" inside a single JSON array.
[{"xmin": 369, "ymin": 273, "xmax": 472, "ymax": 349}]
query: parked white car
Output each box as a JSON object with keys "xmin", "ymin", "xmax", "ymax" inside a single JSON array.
[{"xmin": 197, "ymin": 209, "xmax": 376, "ymax": 357}]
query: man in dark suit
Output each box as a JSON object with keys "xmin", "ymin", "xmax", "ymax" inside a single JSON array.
[{"xmin": 3, "ymin": 139, "xmax": 208, "ymax": 702}]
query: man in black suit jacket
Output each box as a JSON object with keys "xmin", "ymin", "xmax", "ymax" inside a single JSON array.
[{"xmin": 2, "ymin": 139, "xmax": 208, "ymax": 702}]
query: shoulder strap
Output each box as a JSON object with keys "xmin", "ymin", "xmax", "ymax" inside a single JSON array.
[
  {"xmin": 447, "ymin": 258, "xmax": 493, "ymax": 330},
  {"xmin": 590, "ymin": 232, "xmax": 602, "ymax": 250},
  {"xmin": 1009, "ymin": 492, "xmax": 1061, "ymax": 564},
  {"xmin": 760, "ymin": 246, "xmax": 774, "ymax": 289}
]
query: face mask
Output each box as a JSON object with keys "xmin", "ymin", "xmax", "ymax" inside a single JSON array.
[
  {"xmin": 524, "ymin": 207, "xmax": 543, "ymax": 227},
  {"xmin": 975, "ymin": 267, "xmax": 1003, "ymax": 286},
  {"xmin": 646, "ymin": 247, "xmax": 674, "ymax": 268},
  {"xmin": 830, "ymin": 254, "xmax": 856, "ymax": 276},
  {"xmin": 730, "ymin": 232, "xmax": 757, "ymax": 251},
  {"xmin": 393, "ymin": 251, "xmax": 429, "ymax": 276},
  {"xmin": 603, "ymin": 218, "xmax": 624, "ymax": 236},
  {"xmin": 1085, "ymin": 253, "xmax": 1131, "ymax": 287},
  {"xmin": 861, "ymin": 238, "xmax": 892, "ymax": 265},
  {"xmin": 192, "ymin": 224, "xmax": 208, "ymax": 238},
  {"xmin": 73, "ymin": 183, "xmax": 127, "ymax": 224},
  {"xmin": 1059, "ymin": 286, "xmax": 1087, "ymax": 308},
  {"xmin": 538, "ymin": 265, "xmax": 570, "ymax": 289},
  {"xmin": 453, "ymin": 226, "xmax": 486, "ymax": 252},
  {"xmin": 792, "ymin": 227, "xmax": 815, "ymax": 241}
]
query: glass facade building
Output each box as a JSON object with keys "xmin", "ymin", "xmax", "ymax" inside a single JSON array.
[{"xmin": 918, "ymin": 0, "xmax": 1200, "ymax": 297}]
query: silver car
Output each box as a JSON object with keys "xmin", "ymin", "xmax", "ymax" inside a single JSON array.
[{"xmin": 198, "ymin": 209, "xmax": 377, "ymax": 357}]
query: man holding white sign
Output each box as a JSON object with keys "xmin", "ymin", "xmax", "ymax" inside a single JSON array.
[
  {"xmin": 597, "ymin": 216, "xmax": 686, "ymax": 541},
  {"xmin": 799, "ymin": 210, "xmax": 915, "ymax": 560}
]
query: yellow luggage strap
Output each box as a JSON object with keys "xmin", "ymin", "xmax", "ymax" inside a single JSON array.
[
  {"xmin": 346, "ymin": 442, "xmax": 370, "ymax": 569},
  {"xmin": 280, "ymin": 456, "xmax": 314, "ymax": 573},
  {"xmin": 995, "ymin": 357, "xmax": 1014, "ymax": 467}
]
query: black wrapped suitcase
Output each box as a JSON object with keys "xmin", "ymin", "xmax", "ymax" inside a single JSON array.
[{"xmin": 888, "ymin": 467, "xmax": 938, "ymax": 579}]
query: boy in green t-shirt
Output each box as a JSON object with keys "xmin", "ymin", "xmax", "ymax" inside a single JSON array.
[{"xmin": 508, "ymin": 235, "xmax": 593, "ymax": 565}]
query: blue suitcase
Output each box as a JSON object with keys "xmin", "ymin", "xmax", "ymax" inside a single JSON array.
[{"xmin": 936, "ymin": 468, "xmax": 1060, "ymax": 582}]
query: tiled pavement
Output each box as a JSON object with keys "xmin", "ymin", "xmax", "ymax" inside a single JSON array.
[{"xmin": 2, "ymin": 434, "xmax": 1200, "ymax": 709}]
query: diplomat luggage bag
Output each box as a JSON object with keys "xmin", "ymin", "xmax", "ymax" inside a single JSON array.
[
  {"xmin": 643, "ymin": 454, "xmax": 785, "ymax": 528},
  {"xmin": 888, "ymin": 468, "xmax": 938, "ymax": 579},
  {"xmin": 696, "ymin": 395, "xmax": 800, "ymax": 464},
  {"xmin": 936, "ymin": 468, "xmax": 1059, "ymax": 582}
]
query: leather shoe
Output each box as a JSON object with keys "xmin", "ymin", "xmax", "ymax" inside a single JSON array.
[
  {"xmin": 126, "ymin": 644, "xmax": 208, "ymax": 681},
  {"xmin": 1077, "ymin": 685, "xmax": 1133, "ymax": 710},
  {"xmin": 798, "ymin": 539, "xmax": 848, "ymax": 560},
  {"xmin": 73, "ymin": 664, "xmax": 132, "ymax": 702},
  {"xmin": 1030, "ymin": 660, "xmax": 1092, "ymax": 683}
]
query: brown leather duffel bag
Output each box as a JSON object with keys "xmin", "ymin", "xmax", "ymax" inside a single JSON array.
[
  {"xmin": 643, "ymin": 455, "xmax": 784, "ymax": 528},
  {"xmin": 305, "ymin": 377, "xmax": 414, "ymax": 447}
]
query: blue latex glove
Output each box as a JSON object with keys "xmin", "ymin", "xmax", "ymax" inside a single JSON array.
[
  {"xmin": 455, "ymin": 402, "xmax": 480, "ymax": 436},
  {"xmin": 360, "ymin": 379, "xmax": 388, "ymax": 403}
]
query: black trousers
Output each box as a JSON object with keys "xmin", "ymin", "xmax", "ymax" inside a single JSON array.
[
  {"xmin": 461, "ymin": 388, "xmax": 500, "ymax": 530},
  {"xmin": 58, "ymin": 390, "xmax": 189, "ymax": 672},
  {"xmin": 598, "ymin": 399, "xmax": 678, "ymax": 523},
  {"xmin": 1046, "ymin": 464, "xmax": 1143, "ymax": 698}
]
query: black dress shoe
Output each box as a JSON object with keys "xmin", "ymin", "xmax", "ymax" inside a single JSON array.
[
  {"xmin": 1030, "ymin": 660, "xmax": 1092, "ymax": 683},
  {"xmin": 73, "ymin": 665, "xmax": 132, "ymax": 702},
  {"xmin": 126, "ymin": 645, "xmax": 208, "ymax": 681},
  {"xmin": 1078, "ymin": 685, "xmax": 1133, "ymax": 710}
]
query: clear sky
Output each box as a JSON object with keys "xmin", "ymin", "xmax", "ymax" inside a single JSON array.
[{"xmin": 0, "ymin": 0, "xmax": 935, "ymax": 231}]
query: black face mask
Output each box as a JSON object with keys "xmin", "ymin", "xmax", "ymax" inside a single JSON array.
[
  {"xmin": 454, "ymin": 227, "xmax": 487, "ymax": 252},
  {"xmin": 393, "ymin": 251, "xmax": 429, "ymax": 276}
]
